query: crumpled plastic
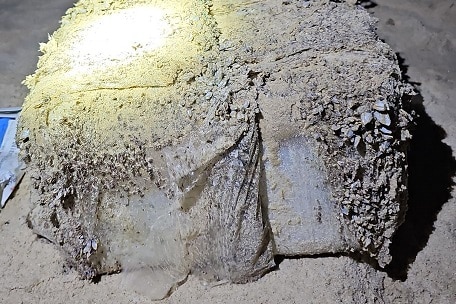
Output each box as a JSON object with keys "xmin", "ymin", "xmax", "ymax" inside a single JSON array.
[{"xmin": 0, "ymin": 107, "xmax": 25, "ymax": 208}]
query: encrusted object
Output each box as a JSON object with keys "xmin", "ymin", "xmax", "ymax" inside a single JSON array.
[{"xmin": 17, "ymin": 0, "xmax": 412, "ymax": 299}]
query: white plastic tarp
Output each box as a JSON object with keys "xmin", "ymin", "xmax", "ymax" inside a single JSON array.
[{"xmin": 0, "ymin": 107, "xmax": 24, "ymax": 207}]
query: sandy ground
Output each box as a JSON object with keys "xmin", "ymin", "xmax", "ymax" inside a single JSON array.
[{"xmin": 0, "ymin": 0, "xmax": 455, "ymax": 303}]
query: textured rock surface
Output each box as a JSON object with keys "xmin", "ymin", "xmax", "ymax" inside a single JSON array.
[{"xmin": 17, "ymin": 0, "xmax": 412, "ymax": 298}]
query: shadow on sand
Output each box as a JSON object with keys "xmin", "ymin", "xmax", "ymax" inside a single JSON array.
[{"xmin": 385, "ymin": 54, "xmax": 456, "ymax": 281}]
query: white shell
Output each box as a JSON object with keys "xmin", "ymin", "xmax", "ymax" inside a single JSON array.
[
  {"xmin": 374, "ymin": 111, "xmax": 391, "ymax": 126},
  {"xmin": 361, "ymin": 112, "xmax": 373, "ymax": 125}
]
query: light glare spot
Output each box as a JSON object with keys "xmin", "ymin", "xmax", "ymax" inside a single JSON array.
[{"xmin": 69, "ymin": 7, "xmax": 171, "ymax": 74}]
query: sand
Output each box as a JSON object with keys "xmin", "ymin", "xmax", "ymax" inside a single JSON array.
[{"xmin": 0, "ymin": 0, "xmax": 455, "ymax": 303}]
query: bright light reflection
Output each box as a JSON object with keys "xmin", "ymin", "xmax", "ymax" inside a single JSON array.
[{"xmin": 69, "ymin": 6, "xmax": 171, "ymax": 74}]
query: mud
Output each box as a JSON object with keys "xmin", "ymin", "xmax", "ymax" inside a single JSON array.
[{"xmin": 15, "ymin": 0, "xmax": 414, "ymax": 299}]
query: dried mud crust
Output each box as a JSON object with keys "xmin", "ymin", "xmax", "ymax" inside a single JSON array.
[
  {"xmin": 213, "ymin": 0, "xmax": 413, "ymax": 266},
  {"xmin": 19, "ymin": 0, "xmax": 272, "ymax": 280},
  {"xmin": 18, "ymin": 0, "xmax": 412, "ymax": 283}
]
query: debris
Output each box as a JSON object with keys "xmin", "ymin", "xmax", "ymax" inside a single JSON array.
[
  {"xmin": 0, "ymin": 107, "xmax": 25, "ymax": 208},
  {"xmin": 361, "ymin": 112, "xmax": 373, "ymax": 126},
  {"xmin": 18, "ymin": 0, "xmax": 412, "ymax": 298},
  {"xmin": 374, "ymin": 111, "xmax": 392, "ymax": 126},
  {"xmin": 372, "ymin": 99, "xmax": 389, "ymax": 112}
]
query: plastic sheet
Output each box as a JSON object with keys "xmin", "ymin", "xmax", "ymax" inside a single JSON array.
[{"xmin": 0, "ymin": 107, "xmax": 24, "ymax": 207}]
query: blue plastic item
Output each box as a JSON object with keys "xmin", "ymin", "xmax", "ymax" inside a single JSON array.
[{"xmin": 0, "ymin": 118, "xmax": 11, "ymax": 145}]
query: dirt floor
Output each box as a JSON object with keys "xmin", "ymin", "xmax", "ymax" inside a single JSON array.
[{"xmin": 0, "ymin": 0, "xmax": 455, "ymax": 303}]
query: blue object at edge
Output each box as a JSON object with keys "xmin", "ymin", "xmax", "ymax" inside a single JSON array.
[{"xmin": 0, "ymin": 118, "xmax": 12, "ymax": 145}]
